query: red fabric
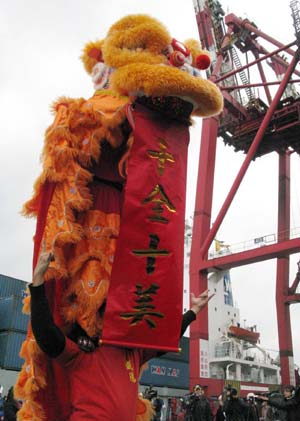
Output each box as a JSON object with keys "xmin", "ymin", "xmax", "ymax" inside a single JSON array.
[
  {"xmin": 31, "ymin": 174, "xmax": 124, "ymax": 420},
  {"xmin": 55, "ymin": 338, "xmax": 148, "ymax": 420},
  {"xmin": 29, "ymin": 106, "xmax": 189, "ymax": 417},
  {"xmin": 29, "ymin": 182, "xmax": 71, "ymax": 420},
  {"xmin": 89, "ymin": 181, "xmax": 124, "ymax": 214},
  {"xmin": 90, "ymin": 140, "xmax": 127, "ymax": 184},
  {"xmin": 32, "ymin": 181, "xmax": 55, "ymax": 269},
  {"xmin": 102, "ymin": 103, "xmax": 189, "ymax": 351}
]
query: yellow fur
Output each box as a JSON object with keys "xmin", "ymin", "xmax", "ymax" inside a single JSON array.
[
  {"xmin": 111, "ymin": 63, "xmax": 223, "ymax": 117},
  {"xmin": 103, "ymin": 15, "xmax": 171, "ymax": 68},
  {"xmin": 184, "ymin": 38, "xmax": 210, "ymax": 67},
  {"xmin": 85, "ymin": 14, "xmax": 223, "ymax": 116}
]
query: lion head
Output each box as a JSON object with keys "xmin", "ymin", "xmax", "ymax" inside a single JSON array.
[{"xmin": 81, "ymin": 14, "xmax": 223, "ymax": 118}]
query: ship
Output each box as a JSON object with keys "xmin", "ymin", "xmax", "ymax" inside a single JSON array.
[
  {"xmin": 207, "ymin": 269, "xmax": 280, "ymax": 394},
  {"xmin": 183, "ymin": 227, "xmax": 281, "ymax": 396}
]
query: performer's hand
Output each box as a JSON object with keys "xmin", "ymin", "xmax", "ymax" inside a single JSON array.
[
  {"xmin": 190, "ymin": 289, "xmax": 214, "ymax": 315},
  {"xmin": 32, "ymin": 252, "xmax": 54, "ymax": 287}
]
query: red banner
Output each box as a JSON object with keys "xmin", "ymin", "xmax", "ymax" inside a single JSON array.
[{"xmin": 101, "ymin": 103, "xmax": 189, "ymax": 351}]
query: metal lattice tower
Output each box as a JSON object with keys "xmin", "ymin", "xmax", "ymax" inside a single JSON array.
[
  {"xmin": 291, "ymin": 0, "xmax": 300, "ymax": 45},
  {"xmin": 229, "ymin": 46, "xmax": 254, "ymax": 101}
]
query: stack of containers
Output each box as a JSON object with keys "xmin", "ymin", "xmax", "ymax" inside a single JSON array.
[{"xmin": 0, "ymin": 275, "xmax": 29, "ymax": 371}]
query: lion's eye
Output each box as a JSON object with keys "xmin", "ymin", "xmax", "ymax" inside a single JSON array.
[{"xmin": 162, "ymin": 46, "xmax": 172, "ymax": 56}]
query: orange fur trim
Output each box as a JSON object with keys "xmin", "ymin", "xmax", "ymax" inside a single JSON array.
[
  {"xmin": 78, "ymin": 127, "xmax": 104, "ymax": 167},
  {"xmin": 68, "ymin": 250, "xmax": 112, "ymax": 278},
  {"xmin": 62, "ymin": 256, "xmax": 111, "ymax": 336},
  {"xmin": 111, "ymin": 63, "xmax": 223, "ymax": 117},
  {"xmin": 50, "ymin": 96, "xmax": 79, "ymax": 114},
  {"xmin": 17, "ymin": 400, "xmax": 45, "ymax": 421},
  {"xmin": 20, "ymin": 85, "xmax": 130, "ymax": 421},
  {"xmin": 71, "ymin": 277, "xmax": 109, "ymax": 310},
  {"xmin": 24, "ymin": 378, "xmax": 39, "ymax": 394},
  {"xmin": 14, "ymin": 366, "xmax": 28, "ymax": 399},
  {"xmin": 136, "ymin": 397, "xmax": 154, "ymax": 421},
  {"xmin": 99, "ymin": 104, "xmax": 128, "ymax": 129},
  {"xmin": 17, "ymin": 403, "xmax": 34, "ymax": 421},
  {"xmin": 15, "ymin": 337, "xmax": 47, "ymax": 421},
  {"xmin": 23, "ymin": 95, "xmax": 129, "ymax": 220},
  {"xmin": 22, "ymin": 174, "xmax": 45, "ymax": 217},
  {"xmin": 22, "ymin": 293, "xmax": 31, "ymax": 315},
  {"xmin": 19, "ymin": 341, "xmax": 30, "ymax": 361},
  {"xmin": 67, "ymin": 99, "xmax": 101, "ymax": 131}
]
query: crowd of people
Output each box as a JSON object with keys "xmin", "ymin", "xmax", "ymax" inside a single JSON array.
[
  {"xmin": 0, "ymin": 386, "xmax": 21, "ymax": 421},
  {"xmin": 1, "ymin": 381, "xmax": 299, "ymax": 420},
  {"xmin": 215, "ymin": 384, "xmax": 300, "ymax": 421},
  {"xmin": 151, "ymin": 383, "xmax": 300, "ymax": 421}
]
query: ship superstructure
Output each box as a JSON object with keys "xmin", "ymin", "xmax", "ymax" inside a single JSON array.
[{"xmin": 208, "ymin": 269, "xmax": 280, "ymax": 386}]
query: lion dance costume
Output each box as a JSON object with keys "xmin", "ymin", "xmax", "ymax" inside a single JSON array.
[{"xmin": 14, "ymin": 14, "xmax": 223, "ymax": 420}]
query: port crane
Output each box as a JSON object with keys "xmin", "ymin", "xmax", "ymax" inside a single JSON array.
[{"xmin": 190, "ymin": 0, "xmax": 300, "ymax": 394}]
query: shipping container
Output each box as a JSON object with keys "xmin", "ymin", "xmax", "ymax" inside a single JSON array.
[
  {"xmin": 0, "ymin": 274, "xmax": 28, "ymax": 298},
  {"xmin": 0, "ymin": 296, "xmax": 29, "ymax": 332},
  {"xmin": 161, "ymin": 336, "xmax": 189, "ymax": 363},
  {"xmin": 140, "ymin": 357, "xmax": 189, "ymax": 389},
  {"xmin": 0, "ymin": 331, "xmax": 26, "ymax": 370}
]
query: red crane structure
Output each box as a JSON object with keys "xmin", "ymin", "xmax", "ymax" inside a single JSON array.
[{"xmin": 190, "ymin": 0, "xmax": 300, "ymax": 395}]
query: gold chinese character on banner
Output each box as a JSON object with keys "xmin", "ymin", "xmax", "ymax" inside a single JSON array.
[
  {"xmin": 132, "ymin": 234, "xmax": 170, "ymax": 274},
  {"xmin": 120, "ymin": 283, "xmax": 164, "ymax": 328},
  {"xmin": 148, "ymin": 137, "xmax": 175, "ymax": 176},
  {"xmin": 142, "ymin": 184, "xmax": 176, "ymax": 224}
]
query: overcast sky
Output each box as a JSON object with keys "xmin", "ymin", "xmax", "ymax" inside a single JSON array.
[{"xmin": 1, "ymin": 0, "xmax": 300, "ymax": 366}]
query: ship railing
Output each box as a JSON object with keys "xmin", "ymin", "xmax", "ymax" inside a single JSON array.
[
  {"xmin": 208, "ymin": 226, "xmax": 300, "ymax": 259},
  {"xmin": 215, "ymin": 350, "xmax": 277, "ymax": 365},
  {"xmin": 241, "ymin": 375, "xmax": 254, "ymax": 382}
]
